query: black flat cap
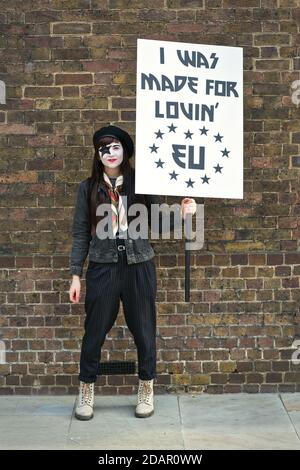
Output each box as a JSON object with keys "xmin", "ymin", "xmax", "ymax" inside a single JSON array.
[{"xmin": 93, "ymin": 125, "xmax": 134, "ymax": 158}]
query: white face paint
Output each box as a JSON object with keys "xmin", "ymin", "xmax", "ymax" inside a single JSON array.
[{"xmin": 98, "ymin": 141, "xmax": 124, "ymax": 169}]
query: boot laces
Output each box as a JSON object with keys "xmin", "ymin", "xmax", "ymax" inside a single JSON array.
[
  {"xmin": 80, "ymin": 381, "xmax": 94, "ymax": 406},
  {"xmin": 138, "ymin": 380, "xmax": 153, "ymax": 405}
]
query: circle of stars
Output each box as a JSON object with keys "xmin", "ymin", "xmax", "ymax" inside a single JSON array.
[{"xmin": 148, "ymin": 123, "xmax": 231, "ymax": 189}]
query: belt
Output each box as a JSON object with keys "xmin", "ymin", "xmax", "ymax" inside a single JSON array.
[{"xmin": 117, "ymin": 244, "xmax": 126, "ymax": 252}]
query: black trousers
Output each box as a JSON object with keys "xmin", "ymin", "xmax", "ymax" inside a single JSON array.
[{"xmin": 79, "ymin": 249, "xmax": 157, "ymax": 383}]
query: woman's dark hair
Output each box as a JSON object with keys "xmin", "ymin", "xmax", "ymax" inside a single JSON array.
[{"xmin": 87, "ymin": 136, "xmax": 145, "ymax": 235}]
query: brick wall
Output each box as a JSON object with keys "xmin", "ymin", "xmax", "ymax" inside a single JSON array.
[{"xmin": 0, "ymin": 0, "xmax": 300, "ymax": 395}]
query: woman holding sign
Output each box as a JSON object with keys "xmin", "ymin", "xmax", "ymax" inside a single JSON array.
[{"xmin": 69, "ymin": 125, "xmax": 196, "ymax": 420}]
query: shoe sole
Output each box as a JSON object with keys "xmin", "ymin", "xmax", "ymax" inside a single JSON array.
[
  {"xmin": 135, "ymin": 409, "xmax": 154, "ymax": 418},
  {"xmin": 75, "ymin": 412, "xmax": 94, "ymax": 421}
]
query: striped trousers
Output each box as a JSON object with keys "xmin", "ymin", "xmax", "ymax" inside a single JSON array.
[{"xmin": 79, "ymin": 249, "xmax": 157, "ymax": 383}]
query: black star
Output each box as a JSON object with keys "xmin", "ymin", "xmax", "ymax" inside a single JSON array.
[
  {"xmin": 155, "ymin": 129, "xmax": 164, "ymax": 139},
  {"xmin": 199, "ymin": 126, "xmax": 208, "ymax": 135},
  {"xmin": 185, "ymin": 178, "xmax": 195, "ymax": 188},
  {"xmin": 155, "ymin": 159, "xmax": 164, "ymax": 168},
  {"xmin": 214, "ymin": 164, "xmax": 223, "ymax": 173},
  {"xmin": 184, "ymin": 130, "xmax": 193, "ymax": 139},
  {"xmin": 149, "ymin": 143, "xmax": 159, "ymax": 153},
  {"xmin": 214, "ymin": 133, "xmax": 223, "ymax": 142},
  {"xmin": 168, "ymin": 123, "xmax": 177, "ymax": 133},
  {"xmin": 169, "ymin": 171, "xmax": 179, "ymax": 180},
  {"xmin": 201, "ymin": 174, "xmax": 210, "ymax": 184},
  {"xmin": 221, "ymin": 148, "xmax": 230, "ymax": 157}
]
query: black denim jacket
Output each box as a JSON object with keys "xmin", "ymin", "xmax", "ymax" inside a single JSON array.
[{"xmin": 70, "ymin": 177, "xmax": 177, "ymax": 277}]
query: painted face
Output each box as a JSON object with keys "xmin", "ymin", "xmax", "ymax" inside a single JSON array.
[{"xmin": 98, "ymin": 141, "xmax": 123, "ymax": 168}]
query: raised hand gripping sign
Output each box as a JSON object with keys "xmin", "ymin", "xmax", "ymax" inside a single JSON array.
[{"xmin": 135, "ymin": 38, "xmax": 243, "ymax": 199}]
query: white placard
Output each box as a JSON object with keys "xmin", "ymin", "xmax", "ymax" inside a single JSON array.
[{"xmin": 135, "ymin": 38, "xmax": 243, "ymax": 199}]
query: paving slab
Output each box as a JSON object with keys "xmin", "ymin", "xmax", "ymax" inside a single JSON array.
[
  {"xmin": 178, "ymin": 394, "xmax": 300, "ymax": 450},
  {"xmin": 68, "ymin": 395, "xmax": 184, "ymax": 450},
  {"xmin": 0, "ymin": 394, "xmax": 299, "ymax": 450}
]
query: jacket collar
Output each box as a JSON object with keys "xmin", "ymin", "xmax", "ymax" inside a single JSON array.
[{"xmin": 98, "ymin": 180, "xmax": 107, "ymax": 192}]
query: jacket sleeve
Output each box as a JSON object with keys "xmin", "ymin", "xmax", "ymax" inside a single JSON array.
[
  {"xmin": 144, "ymin": 194, "xmax": 178, "ymax": 236},
  {"xmin": 70, "ymin": 180, "xmax": 92, "ymax": 277}
]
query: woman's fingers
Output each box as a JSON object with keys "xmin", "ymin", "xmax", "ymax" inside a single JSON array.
[
  {"xmin": 70, "ymin": 288, "xmax": 75, "ymax": 303},
  {"xmin": 69, "ymin": 286, "xmax": 80, "ymax": 303},
  {"xmin": 181, "ymin": 198, "xmax": 197, "ymax": 217},
  {"xmin": 182, "ymin": 197, "xmax": 194, "ymax": 204},
  {"xmin": 182, "ymin": 198, "xmax": 196, "ymax": 206}
]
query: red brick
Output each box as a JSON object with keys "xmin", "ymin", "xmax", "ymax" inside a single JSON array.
[{"xmin": 0, "ymin": 3, "xmax": 299, "ymax": 396}]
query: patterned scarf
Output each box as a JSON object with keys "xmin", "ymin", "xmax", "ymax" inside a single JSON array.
[{"xmin": 103, "ymin": 172, "xmax": 128, "ymax": 237}]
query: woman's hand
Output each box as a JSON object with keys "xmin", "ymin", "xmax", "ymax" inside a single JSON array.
[
  {"xmin": 69, "ymin": 276, "xmax": 81, "ymax": 303},
  {"xmin": 181, "ymin": 198, "xmax": 197, "ymax": 219}
]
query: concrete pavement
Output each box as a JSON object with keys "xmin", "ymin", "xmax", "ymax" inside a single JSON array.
[{"xmin": 0, "ymin": 393, "xmax": 299, "ymax": 450}]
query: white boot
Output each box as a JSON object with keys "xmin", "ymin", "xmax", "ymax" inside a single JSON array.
[
  {"xmin": 135, "ymin": 379, "xmax": 154, "ymax": 418},
  {"xmin": 75, "ymin": 381, "xmax": 94, "ymax": 421}
]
